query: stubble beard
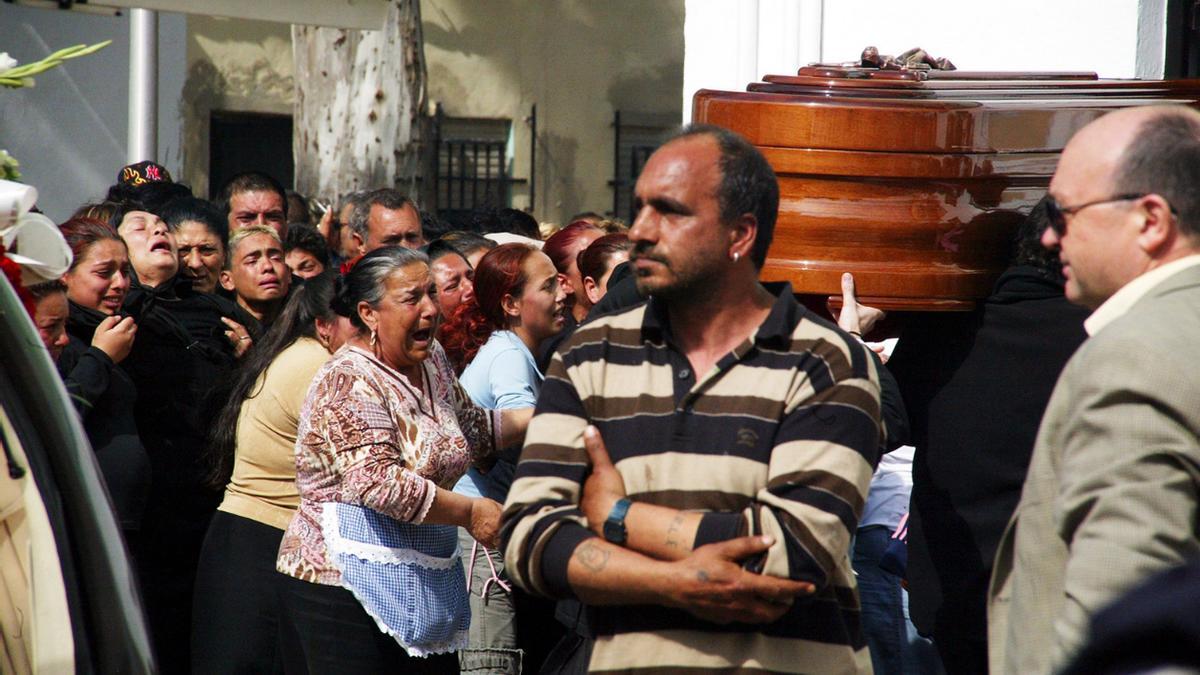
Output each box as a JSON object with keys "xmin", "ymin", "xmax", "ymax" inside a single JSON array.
[{"xmin": 633, "ymin": 254, "xmax": 722, "ymax": 304}]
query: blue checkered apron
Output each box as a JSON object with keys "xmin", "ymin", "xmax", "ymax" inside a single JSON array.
[{"xmin": 320, "ymin": 502, "xmax": 470, "ymax": 657}]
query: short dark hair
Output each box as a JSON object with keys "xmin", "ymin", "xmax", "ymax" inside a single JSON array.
[
  {"xmin": 425, "ymin": 238, "xmax": 469, "ymax": 266},
  {"xmin": 284, "ymin": 223, "xmax": 330, "ymax": 265},
  {"xmin": 105, "ymin": 180, "xmax": 193, "ymax": 217},
  {"xmin": 348, "ymin": 188, "xmax": 415, "ymax": 240},
  {"xmin": 1113, "ymin": 107, "xmax": 1200, "ymax": 238},
  {"xmin": 286, "ymin": 190, "xmax": 312, "ymax": 225},
  {"xmin": 665, "ymin": 124, "xmax": 779, "ymax": 268},
  {"xmin": 1012, "ymin": 197, "xmax": 1065, "ymax": 283},
  {"xmin": 437, "ymin": 230, "xmax": 495, "ymax": 259},
  {"xmin": 159, "ymin": 197, "xmax": 229, "ymax": 251},
  {"xmin": 475, "ymin": 207, "xmax": 541, "ymax": 240},
  {"xmin": 26, "ymin": 278, "xmax": 68, "ymax": 301},
  {"xmin": 420, "ymin": 210, "xmax": 452, "ymax": 242},
  {"xmin": 216, "ymin": 171, "xmax": 288, "ymax": 221}
]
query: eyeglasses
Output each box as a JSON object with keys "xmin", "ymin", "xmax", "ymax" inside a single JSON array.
[{"xmin": 1044, "ymin": 193, "xmax": 1150, "ymax": 236}]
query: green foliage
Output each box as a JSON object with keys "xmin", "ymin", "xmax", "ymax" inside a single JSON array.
[
  {"xmin": 0, "ymin": 150, "xmax": 18, "ymax": 182},
  {"xmin": 0, "ymin": 40, "xmax": 112, "ymax": 180},
  {"xmin": 0, "ymin": 41, "xmax": 112, "ymax": 88}
]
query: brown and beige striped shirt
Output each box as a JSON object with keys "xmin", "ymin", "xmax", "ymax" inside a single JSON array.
[{"xmin": 501, "ymin": 283, "xmax": 882, "ymax": 674}]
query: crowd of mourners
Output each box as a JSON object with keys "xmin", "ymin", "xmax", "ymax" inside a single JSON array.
[
  {"xmin": 16, "ymin": 160, "xmax": 636, "ymax": 674},
  {"xmin": 7, "ymin": 104, "xmax": 1200, "ymax": 675}
]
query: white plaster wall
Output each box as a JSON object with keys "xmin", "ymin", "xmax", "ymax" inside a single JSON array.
[
  {"xmin": 175, "ymin": 1, "xmax": 684, "ymax": 224},
  {"xmin": 683, "ymin": 0, "xmax": 823, "ymax": 122},
  {"xmin": 1137, "ymin": 0, "xmax": 1167, "ymax": 79},
  {"xmin": 423, "ymin": 0, "xmax": 684, "ymax": 224},
  {"xmin": 0, "ymin": 5, "xmax": 186, "ymax": 222},
  {"xmin": 684, "ymin": 0, "xmax": 1166, "ymax": 123},
  {"xmin": 822, "ymin": 1, "xmax": 1140, "ymax": 75},
  {"xmin": 180, "ymin": 15, "xmax": 294, "ymax": 198}
]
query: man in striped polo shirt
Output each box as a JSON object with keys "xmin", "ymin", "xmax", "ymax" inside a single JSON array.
[{"xmin": 501, "ymin": 125, "xmax": 883, "ymax": 674}]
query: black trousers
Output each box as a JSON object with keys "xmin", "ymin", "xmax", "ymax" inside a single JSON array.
[
  {"xmin": 138, "ymin": 509, "xmax": 212, "ymax": 674},
  {"xmin": 277, "ymin": 573, "xmax": 459, "ymax": 674},
  {"xmin": 191, "ymin": 510, "xmax": 299, "ymax": 674}
]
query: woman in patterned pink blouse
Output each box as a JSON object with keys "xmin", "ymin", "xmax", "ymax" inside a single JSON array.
[{"xmin": 276, "ymin": 246, "xmax": 533, "ymax": 674}]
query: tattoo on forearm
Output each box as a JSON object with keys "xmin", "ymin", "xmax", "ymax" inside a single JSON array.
[
  {"xmin": 665, "ymin": 513, "xmax": 686, "ymax": 549},
  {"xmin": 576, "ymin": 542, "xmax": 611, "ymax": 573}
]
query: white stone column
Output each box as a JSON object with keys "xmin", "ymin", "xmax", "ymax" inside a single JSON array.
[
  {"xmin": 127, "ymin": 8, "xmax": 158, "ymax": 163},
  {"xmin": 682, "ymin": 0, "xmax": 824, "ymax": 123},
  {"xmin": 1136, "ymin": 0, "xmax": 1167, "ymax": 79}
]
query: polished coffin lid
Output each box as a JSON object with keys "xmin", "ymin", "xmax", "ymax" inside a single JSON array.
[{"xmin": 693, "ymin": 70, "xmax": 1200, "ymax": 310}]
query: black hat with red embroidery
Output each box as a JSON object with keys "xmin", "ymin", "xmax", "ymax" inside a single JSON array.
[{"xmin": 117, "ymin": 160, "xmax": 173, "ymax": 187}]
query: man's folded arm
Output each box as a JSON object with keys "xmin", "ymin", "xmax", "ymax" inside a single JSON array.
[
  {"xmin": 685, "ymin": 375, "xmax": 881, "ymax": 589},
  {"xmin": 503, "ymin": 344, "xmax": 882, "ymax": 598}
]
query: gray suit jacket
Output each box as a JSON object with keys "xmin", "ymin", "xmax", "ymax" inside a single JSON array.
[{"xmin": 988, "ymin": 263, "xmax": 1200, "ymax": 674}]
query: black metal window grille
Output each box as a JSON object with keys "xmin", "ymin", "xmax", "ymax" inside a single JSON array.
[
  {"xmin": 609, "ymin": 111, "xmax": 674, "ymax": 223},
  {"xmin": 432, "ymin": 113, "xmax": 526, "ymax": 225},
  {"xmin": 437, "ymin": 139, "xmax": 509, "ymax": 211}
]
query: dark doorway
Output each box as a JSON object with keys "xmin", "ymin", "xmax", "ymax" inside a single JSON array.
[
  {"xmin": 208, "ymin": 111, "xmax": 294, "ymax": 199},
  {"xmin": 1165, "ymin": 0, "xmax": 1200, "ymax": 78}
]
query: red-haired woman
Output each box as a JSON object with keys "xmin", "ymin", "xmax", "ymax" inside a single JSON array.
[
  {"xmin": 542, "ymin": 220, "xmax": 603, "ymax": 322},
  {"xmin": 537, "ymin": 220, "xmax": 603, "ymax": 370},
  {"xmin": 439, "ymin": 243, "xmax": 566, "ymax": 672}
]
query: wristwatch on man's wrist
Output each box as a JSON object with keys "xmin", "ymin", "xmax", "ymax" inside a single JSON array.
[{"xmin": 602, "ymin": 497, "xmax": 632, "ymax": 545}]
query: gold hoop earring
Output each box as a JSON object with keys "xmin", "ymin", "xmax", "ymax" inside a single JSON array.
[{"xmin": 370, "ymin": 329, "xmax": 378, "ymax": 346}]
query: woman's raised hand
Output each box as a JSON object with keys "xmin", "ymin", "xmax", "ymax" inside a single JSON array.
[{"xmin": 92, "ymin": 314, "xmax": 137, "ymax": 364}]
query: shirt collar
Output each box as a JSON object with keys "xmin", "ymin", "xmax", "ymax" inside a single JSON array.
[
  {"xmin": 1084, "ymin": 254, "xmax": 1200, "ymax": 336},
  {"xmin": 641, "ymin": 281, "xmax": 803, "ymax": 348}
]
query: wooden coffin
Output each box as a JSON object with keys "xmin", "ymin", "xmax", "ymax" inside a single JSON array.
[{"xmin": 693, "ymin": 69, "xmax": 1200, "ymax": 310}]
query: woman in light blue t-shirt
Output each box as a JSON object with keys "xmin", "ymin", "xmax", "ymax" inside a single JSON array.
[{"xmin": 438, "ymin": 242, "xmax": 567, "ymax": 672}]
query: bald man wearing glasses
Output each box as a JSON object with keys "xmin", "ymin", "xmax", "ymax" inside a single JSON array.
[{"xmin": 988, "ymin": 105, "xmax": 1200, "ymax": 674}]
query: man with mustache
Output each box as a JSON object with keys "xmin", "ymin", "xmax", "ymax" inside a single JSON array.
[
  {"xmin": 218, "ymin": 171, "xmax": 289, "ymax": 240},
  {"xmin": 501, "ymin": 125, "xmax": 884, "ymax": 673},
  {"xmin": 347, "ymin": 187, "xmax": 425, "ymax": 253}
]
